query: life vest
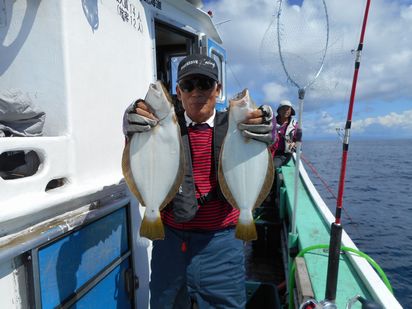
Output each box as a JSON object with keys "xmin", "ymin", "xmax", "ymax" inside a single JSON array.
[
  {"xmin": 169, "ymin": 111, "xmax": 228, "ymax": 222},
  {"xmin": 283, "ymin": 118, "xmax": 297, "ymax": 154},
  {"xmin": 271, "ymin": 118, "xmax": 297, "ymax": 155}
]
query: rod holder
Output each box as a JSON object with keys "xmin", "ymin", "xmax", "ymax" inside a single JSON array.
[{"xmin": 325, "ymin": 223, "xmax": 343, "ymax": 301}]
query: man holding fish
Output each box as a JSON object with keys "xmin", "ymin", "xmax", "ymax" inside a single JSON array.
[{"xmin": 124, "ymin": 54, "xmax": 273, "ymax": 308}]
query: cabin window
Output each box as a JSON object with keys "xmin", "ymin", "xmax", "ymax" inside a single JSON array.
[
  {"xmin": 208, "ymin": 45, "xmax": 227, "ymax": 110},
  {"xmin": 210, "ymin": 50, "xmax": 224, "ymax": 101},
  {"xmin": 170, "ymin": 55, "xmax": 185, "ymax": 95},
  {"xmin": 27, "ymin": 205, "xmax": 136, "ymax": 308}
]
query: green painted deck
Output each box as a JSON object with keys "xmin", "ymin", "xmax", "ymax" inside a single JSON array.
[{"xmin": 280, "ymin": 160, "xmax": 371, "ymax": 308}]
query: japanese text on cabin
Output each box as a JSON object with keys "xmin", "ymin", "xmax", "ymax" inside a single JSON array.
[
  {"xmin": 143, "ymin": 0, "xmax": 162, "ymax": 10},
  {"xmin": 116, "ymin": 0, "xmax": 143, "ymax": 32}
]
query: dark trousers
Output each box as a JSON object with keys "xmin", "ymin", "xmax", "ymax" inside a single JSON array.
[{"xmin": 150, "ymin": 225, "xmax": 246, "ymax": 309}]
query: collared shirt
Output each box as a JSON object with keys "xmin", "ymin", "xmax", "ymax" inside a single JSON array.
[
  {"xmin": 184, "ymin": 109, "xmax": 216, "ymax": 128},
  {"xmin": 162, "ymin": 108, "xmax": 239, "ymax": 231}
]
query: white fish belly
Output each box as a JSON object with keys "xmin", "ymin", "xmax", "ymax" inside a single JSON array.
[
  {"xmin": 220, "ymin": 128, "xmax": 269, "ymax": 211},
  {"xmin": 129, "ymin": 113, "xmax": 181, "ymax": 210}
]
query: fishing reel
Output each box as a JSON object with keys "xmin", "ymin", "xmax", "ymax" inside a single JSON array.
[
  {"xmin": 299, "ymin": 299, "xmax": 337, "ymax": 309},
  {"xmin": 298, "ymin": 295, "xmax": 383, "ymax": 309}
]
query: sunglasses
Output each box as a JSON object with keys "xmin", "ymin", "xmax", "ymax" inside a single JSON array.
[{"xmin": 178, "ymin": 77, "xmax": 217, "ymax": 93}]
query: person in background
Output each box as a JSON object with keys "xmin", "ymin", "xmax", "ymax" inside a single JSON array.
[
  {"xmin": 123, "ymin": 54, "xmax": 273, "ymax": 309},
  {"xmin": 270, "ymin": 100, "xmax": 297, "ymax": 168}
]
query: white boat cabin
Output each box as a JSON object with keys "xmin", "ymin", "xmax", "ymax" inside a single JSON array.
[{"xmin": 0, "ymin": 1, "xmax": 226, "ymax": 307}]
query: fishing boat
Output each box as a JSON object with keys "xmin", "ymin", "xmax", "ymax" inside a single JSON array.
[{"xmin": 0, "ymin": 0, "xmax": 403, "ymax": 308}]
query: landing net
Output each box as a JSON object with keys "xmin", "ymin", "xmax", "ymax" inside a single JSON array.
[{"xmin": 262, "ymin": 0, "xmax": 330, "ymax": 235}]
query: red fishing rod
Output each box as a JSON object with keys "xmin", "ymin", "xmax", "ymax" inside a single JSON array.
[{"xmin": 325, "ymin": 0, "xmax": 372, "ymax": 303}]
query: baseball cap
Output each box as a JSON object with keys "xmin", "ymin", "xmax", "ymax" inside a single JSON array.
[{"xmin": 177, "ymin": 54, "xmax": 219, "ymax": 82}]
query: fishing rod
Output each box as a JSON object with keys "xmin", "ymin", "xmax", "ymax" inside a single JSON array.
[{"xmin": 325, "ymin": 0, "xmax": 372, "ymax": 303}]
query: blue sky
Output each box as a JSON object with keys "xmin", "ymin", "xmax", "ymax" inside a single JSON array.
[{"xmin": 202, "ymin": 0, "xmax": 412, "ymax": 140}]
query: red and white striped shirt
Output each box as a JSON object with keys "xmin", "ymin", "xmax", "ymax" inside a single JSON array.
[{"xmin": 162, "ymin": 112, "xmax": 239, "ymax": 231}]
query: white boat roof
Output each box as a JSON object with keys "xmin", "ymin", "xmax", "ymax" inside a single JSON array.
[{"xmin": 166, "ymin": 0, "xmax": 223, "ymax": 43}]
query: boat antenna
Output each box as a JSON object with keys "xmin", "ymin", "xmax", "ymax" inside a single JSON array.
[
  {"xmin": 275, "ymin": 0, "xmax": 329, "ymax": 251},
  {"xmin": 325, "ymin": 0, "xmax": 372, "ymax": 303}
]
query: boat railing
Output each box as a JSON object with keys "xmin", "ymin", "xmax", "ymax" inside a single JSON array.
[{"xmin": 292, "ymin": 156, "xmax": 402, "ymax": 308}]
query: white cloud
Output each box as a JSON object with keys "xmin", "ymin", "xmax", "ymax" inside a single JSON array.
[
  {"xmin": 401, "ymin": 4, "xmax": 412, "ymax": 20},
  {"xmin": 261, "ymin": 82, "xmax": 288, "ymax": 104},
  {"xmin": 303, "ymin": 109, "xmax": 412, "ymax": 139},
  {"xmin": 351, "ymin": 109, "xmax": 412, "ymax": 132},
  {"xmin": 206, "ymin": 0, "xmax": 412, "ymax": 138}
]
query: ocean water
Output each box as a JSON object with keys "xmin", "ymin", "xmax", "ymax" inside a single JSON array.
[{"xmin": 302, "ymin": 139, "xmax": 412, "ymax": 308}]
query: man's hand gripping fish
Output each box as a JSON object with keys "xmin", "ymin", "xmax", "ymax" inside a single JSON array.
[
  {"xmin": 218, "ymin": 89, "xmax": 274, "ymax": 241},
  {"xmin": 122, "ymin": 81, "xmax": 184, "ymax": 240}
]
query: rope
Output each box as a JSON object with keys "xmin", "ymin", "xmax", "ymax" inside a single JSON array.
[
  {"xmin": 301, "ymin": 154, "xmax": 337, "ymax": 199},
  {"xmin": 301, "ymin": 154, "xmax": 357, "ymax": 227}
]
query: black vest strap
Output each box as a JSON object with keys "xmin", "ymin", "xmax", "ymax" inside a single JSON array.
[
  {"xmin": 171, "ymin": 114, "xmax": 198, "ymax": 222},
  {"xmin": 212, "ymin": 112, "xmax": 228, "ymax": 201}
]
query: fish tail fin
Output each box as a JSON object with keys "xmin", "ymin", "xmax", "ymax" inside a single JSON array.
[
  {"xmin": 235, "ymin": 221, "xmax": 257, "ymax": 241},
  {"xmin": 235, "ymin": 210, "xmax": 257, "ymax": 241},
  {"xmin": 140, "ymin": 213, "xmax": 165, "ymax": 240}
]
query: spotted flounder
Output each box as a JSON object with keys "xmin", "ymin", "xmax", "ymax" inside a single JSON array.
[
  {"xmin": 122, "ymin": 81, "xmax": 184, "ymax": 240},
  {"xmin": 218, "ymin": 89, "xmax": 274, "ymax": 241}
]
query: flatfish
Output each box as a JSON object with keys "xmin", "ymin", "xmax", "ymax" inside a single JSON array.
[
  {"xmin": 218, "ymin": 89, "xmax": 274, "ymax": 241},
  {"xmin": 122, "ymin": 81, "xmax": 184, "ymax": 240}
]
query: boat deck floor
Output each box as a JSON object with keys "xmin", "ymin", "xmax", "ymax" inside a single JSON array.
[
  {"xmin": 244, "ymin": 241, "xmax": 284, "ymax": 283},
  {"xmin": 243, "ymin": 190, "xmax": 286, "ymax": 308}
]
